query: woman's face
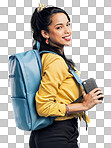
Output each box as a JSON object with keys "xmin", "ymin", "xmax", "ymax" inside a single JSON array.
[{"xmin": 46, "ymin": 13, "xmax": 72, "ymax": 51}]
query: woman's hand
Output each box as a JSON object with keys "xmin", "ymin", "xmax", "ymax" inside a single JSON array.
[{"xmin": 82, "ymin": 88, "xmax": 104, "ymax": 111}]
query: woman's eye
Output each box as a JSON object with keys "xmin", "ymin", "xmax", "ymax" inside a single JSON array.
[
  {"xmin": 56, "ymin": 23, "xmax": 70, "ymax": 29},
  {"xmin": 67, "ymin": 23, "xmax": 70, "ymax": 26},
  {"xmin": 56, "ymin": 26, "xmax": 62, "ymax": 29}
]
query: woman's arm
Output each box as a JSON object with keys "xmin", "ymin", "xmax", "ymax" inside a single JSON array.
[
  {"xmin": 65, "ymin": 103, "xmax": 87, "ymax": 115},
  {"xmin": 35, "ymin": 54, "xmax": 68, "ymax": 117}
]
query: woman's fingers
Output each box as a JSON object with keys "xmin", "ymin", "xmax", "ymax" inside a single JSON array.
[
  {"xmin": 90, "ymin": 88, "xmax": 101, "ymax": 94},
  {"xmin": 93, "ymin": 90, "xmax": 103, "ymax": 96},
  {"xmin": 96, "ymin": 94, "xmax": 104, "ymax": 100},
  {"xmin": 82, "ymin": 88, "xmax": 103, "ymax": 97},
  {"xmin": 91, "ymin": 89, "xmax": 104, "ymax": 100},
  {"xmin": 95, "ymin": 99, "xmax": 103, "ymax": 104},
  {"xmin": 82, "ymin": 87, "xmax": 103, "ymax": 110}
]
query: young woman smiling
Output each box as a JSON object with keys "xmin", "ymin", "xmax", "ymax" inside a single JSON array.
[{"xmin": 29, "ymin": 4, "xmax": 103, "ymax": 148}]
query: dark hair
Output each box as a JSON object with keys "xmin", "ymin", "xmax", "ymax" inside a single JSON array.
[{"xmin": 30, "ymin": 6, "xmax": 75, "ymax": 68}]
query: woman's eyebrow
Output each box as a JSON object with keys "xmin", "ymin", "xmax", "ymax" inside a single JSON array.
[{"xmin": 54, "ymin": 21, "xmax": 70, "ymax": 27}]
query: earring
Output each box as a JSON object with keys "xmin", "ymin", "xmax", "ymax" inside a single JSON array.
[{"xmin": 46, "ymin": 37, "xmax": 49, "ymax": 44}]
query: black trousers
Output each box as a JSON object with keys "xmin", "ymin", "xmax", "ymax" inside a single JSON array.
[{"xmin": 29, "ymin": 118, "xmax": 79, "ymax": 148}]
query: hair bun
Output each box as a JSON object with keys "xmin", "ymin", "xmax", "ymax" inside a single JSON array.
[{"xmin": 37, "ymin": 3, "xmax": 46, "ymax": 12}]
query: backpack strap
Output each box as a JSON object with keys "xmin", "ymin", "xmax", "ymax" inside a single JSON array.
[
  {"xmin": 68, "ymin": 65, "xmax": 84, "ymax": 88},
  {"xmin": 36, "ymin": 41, "xmax": 40, "ymax": 51}
]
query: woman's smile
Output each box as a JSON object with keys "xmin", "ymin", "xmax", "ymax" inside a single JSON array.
[{"xmin": 62, "ymin": 35, "xmax": 71, "ymax": 41}]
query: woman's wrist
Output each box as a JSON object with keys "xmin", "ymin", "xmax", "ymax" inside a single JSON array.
[
  {"xmin": 65, "ymin": 103, "xmax": 88, "ymax": 115},
  {"xmin": 82, "ymin": 102, "xmax": 89, "ymax": 111},
  {"xmin": 65, "ymin": 104, "xmax": 69, "ymax": 115}
]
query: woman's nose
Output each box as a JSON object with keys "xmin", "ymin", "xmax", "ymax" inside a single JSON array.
[{"xmin": 64, "ymin": 26, "xmax": 70, "ymax": 34}]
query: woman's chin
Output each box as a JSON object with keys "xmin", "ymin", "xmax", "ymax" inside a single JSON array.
[{"xmin": 64, "ymin": 42, "xmax": 72, "ymax": 46}]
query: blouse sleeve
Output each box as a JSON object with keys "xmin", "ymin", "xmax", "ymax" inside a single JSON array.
[{"xmin": 35, "ymin": 54, "xmax": 68, "ymax": 117}]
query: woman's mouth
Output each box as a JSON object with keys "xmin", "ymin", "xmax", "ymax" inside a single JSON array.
[{"xmin": 62, "ymin": 36, "xmax": 71, "ymax": 41}]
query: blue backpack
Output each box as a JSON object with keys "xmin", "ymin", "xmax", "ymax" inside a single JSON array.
[{"xmin": 8, "ymin": 41, "xmax": 83, "ymax": 131}]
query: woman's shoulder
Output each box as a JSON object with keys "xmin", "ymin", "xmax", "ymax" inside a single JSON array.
[
  {"xmin": 42, "ymin": 52, "xmax": 66, "ymax": 67},
  {"xmin": 42, "ymin": 52, "xmax": 68, "ymax": 69},
  {"xmin": 42, "ymin": 52, "xmax": 61, "ymax": 62}
]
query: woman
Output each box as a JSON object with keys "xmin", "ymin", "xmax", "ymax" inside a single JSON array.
[{"xmin": 29, "ymin": 4, "xmax": 104, "ymax": 148}]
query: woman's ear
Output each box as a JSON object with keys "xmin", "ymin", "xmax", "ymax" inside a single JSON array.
[{"xmin": 41, "ymin": 30, "xmax": 49, "ymax": 39}]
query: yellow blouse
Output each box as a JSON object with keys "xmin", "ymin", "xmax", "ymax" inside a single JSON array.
[{"xmin": 35, "ymin": 53, "xmax": 90, "ymax": 123}]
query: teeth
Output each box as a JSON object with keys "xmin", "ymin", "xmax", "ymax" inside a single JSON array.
[{"xmin": 64, "ymin": 36, "xmax": 71, "ymax": 39}]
